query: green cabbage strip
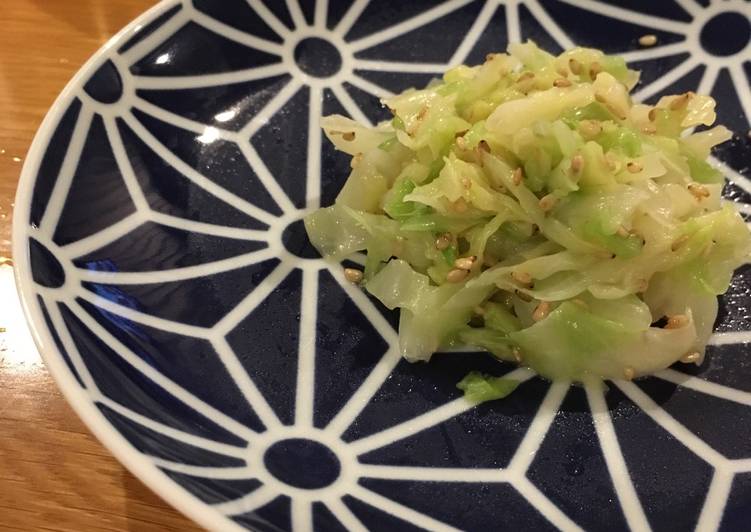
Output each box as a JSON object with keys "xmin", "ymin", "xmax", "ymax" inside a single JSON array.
[
  {"xmin": 456, "ymin": 371, "xmax": 520, "ymax": 403},
  {"xmin": 305, "ymin": 41, "xmax": 751, "ymax": 384}
]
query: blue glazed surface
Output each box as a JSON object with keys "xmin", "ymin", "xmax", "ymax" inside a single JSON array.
[{"xmin": 14, "ymin": 1, "xmax": 751, "ymax": 530}]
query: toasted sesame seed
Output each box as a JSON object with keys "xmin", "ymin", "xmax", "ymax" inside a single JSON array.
[
  {"xmin": 648, "ymin": 108, "xmax": 658, "ymax": 121},
  {"xmin": 518, "ymin": 71, "xmax": 535, "ymax": 82},
  {"xmin": 579, "ymin": 120, "xmax": 602, "ymax": 138},
  {"xmin": 680, "ymin": 351, "xmax": 701, "ymax": 363},
  {"xmin": 623, "ymin": 367, "xmax": 635, "ymax": 380},
  {"xmin": 570, "ymin": 154, "xmax": 584, "ymax": 174},
  {"xmin": 447, "ymin": 268, "xmax": 469, "ymax": 283},
  {"xmin": 486, "ymin": 53, "xmax": 499, "ymax": 61},
  {"xmin": 512, "ymin": 167, "xmax": 524, "ymax": 186},
  {"xmin": 512, "ymin": 271, "xmax": 533, "ymax": 285},
  {"xmin": 569, "ymin": 58, "xmax": 582, "ymax": 75},
  {"xmin": 636, "ymin": 278, "xmax": 649, "ymax": 292},
  {"xmin": 616, "ymin": 225, "xmax": 629, "ymax": 237},
  {"xmin": 435, "ymin": 233, "xmax": 452, "ymax": 250},
  {"xmin": 513, "ymin": 347, "xmax": 523, "ymax": 363},
  {"xmin": 532, "ymin": 301, "xmax": 551, "ymax": 321},
  {"xmin": 454, "ymin": 256, "xmax": 477, "ymax": 271},
  {"xmin": 556, "ymin": 65, "xmax": 569, "ymax": 77},
  {"xmin": 589, "ymin": 61, "xmax": 602, "ymax": 79},
  {"xmin": 627, "ymin": 161, "xmax": 643, "ymax": 173},
  {"xmin": 669, "ymin": 92, "xmax": 692, "ymax": 110},
  {"xmin": 665, "ymin": 314, "xmax": 689, "ymax": 329},
  {"xmin": 638, "ymin": 34, "xmax": 658, "ymax": 47},
  {"xmin": 516, "ymin": 72, "xmax": 536, "ymax": 93},
  {"xmin": 342, "ymin": 131, "xmax": 356, "ymax": 141},
  {"xmin": 607, "ymin": 103, "xmax": 629, "ymax": 120},
  {"xmin": 554, "ymin": 78, "xmax": 572, "ymax": 88},
  {"xmin": 605, "ymin": 153, "xmax": 620, "ymax": 172},
  {"xmin": 538, "ymin": 194, "xmax": 557, "ymax": 212},
  {"xmin": 478, "ymin": 140, "xmax": 490, "ymax": 153},
  {"xmin": 688, "ymin": 183, "xmax": 710, "ymax": 200},
  {"xmin": 671, "ymin": 235, "xmax": 689, "ymax": 251},
  {"xmin": 344, "ymin": 268, "xmax": 363, "ymax": 284},
  {"xmin": 453, "ymin": 198, "xmax": 468, "ymax": 213},
  {"xmin": 351, "ymin": 153, "xmax": 363, "ymax": 169}
]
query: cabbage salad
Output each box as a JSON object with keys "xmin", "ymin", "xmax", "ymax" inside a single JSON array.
[{"xmin": 305, "ymin": 42, "xmax": 751, "ymax": 384}]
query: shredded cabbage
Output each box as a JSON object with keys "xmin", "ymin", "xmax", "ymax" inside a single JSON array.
[
  {"xmin": 456, "ymin": 371, "xmax": 520, "ymax": 403},
  {"xmin": 304, "ymin": 41, "xmax": 751, "ymax": 383}
]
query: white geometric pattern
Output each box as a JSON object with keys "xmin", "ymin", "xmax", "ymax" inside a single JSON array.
[{"xmin": 15, "ymin": 0, "xmax": 751, "ymax": 530}]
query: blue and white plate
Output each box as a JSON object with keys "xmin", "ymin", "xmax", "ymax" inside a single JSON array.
[{"xmin": 13, "ymin": 1, "xmax": 751, "ymax": 530}]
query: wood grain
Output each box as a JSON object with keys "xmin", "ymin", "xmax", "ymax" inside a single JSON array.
[{"xmin": 0, "ymin": 1, "xmax": 202, "ymax": 530}]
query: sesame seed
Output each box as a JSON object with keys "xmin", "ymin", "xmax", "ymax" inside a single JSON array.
[
  {"xmin": 452, "ymin": 198, "xmax": 468, "ymax": 213},
  {"xmin": 513, "ymin": 348, "xmax": 523, "ymax": 363},
  {"xmin": 570, "ymin": 154, "xmax": 584, "ymax": 174},
  {"xmin": 456, "ymin": 136, "xmax": 467, "ymax": 150},
  {"xmin": 579, "ymin": 120, "xmax": 602, "ymax": 138},
  {"xmin": 532, "ymin": 301, "xmax": 551, "ymax": 321},
  {"xmin": 607, "ymin": 103, "xmax": 628, "ymax": 121},
  {"xmin": 671, "ymin": 235, "xmax": 689, "ymax": 251},
  {"xmin": 680, "ymin": 351, "xmax": 701, "ymax": 363},
  {"xmin": 616, "ymin": 225, "xmax": 629, "ymax": 237},
  {"xmin": 638, "ymin": 34, "xmax": 658, "ymax": 47},
  {"xmin": 512, "ymin": 167, "xmax": 524, "ymax": 186},
  {"xmin": 642, "ymin": 124, "xmax": 657, "ymax": 134},
  {"xmin": 478, "ymin": 140, "xmax": 490, "ymax": 153},
  {"xmin": 342, "ymin": 131, "xmax": 355, "ymax": 141},
  {"xmin": 474, "ymin": 306, "xmax": 486, "ymax": 316},
  {"xmin": 454, "ymin": 256, "xmax": 477, "ymax": 271},
  {"xmin": 447, "ymin": 268, "xmax": 469, "ymax": 283},
  {"xmin": 569, "ymin": 58, "xmax": 582, "ymax": 75},
  {"xmin": 538, "ymin": 194, "xmax": 557, "ymax": 212},
  {"xmin": 688, "ymin": 183, "xmax": 710, "ymax": 200},
  {"xmin": 604, "ymin": 153, "xmax": 619, "ymax": 172},
  {"xmin": 665, "ymin": 314, "xmax": 689, "ymax": 329},
  {"xmin": 589, "ymin": 61, "xmax": 602, "ymax": 79},
  {"xmin": 518, "ymin": 71, "xmax": 535, "ymax": 82},
  {"xmin": 554, "ymin": 78, "xmax": 572, "ymax": 88},
  {"xmin": 623, "ymin": 367, "xmax": 635, "ymax": 380},
  {"xmin": 350, "ymin": 153, "xmax": 363, "ymax": 169},
  {"xmin": 627, "ymin": 161, "xmax": 643, "ymax": 173},
  {"xmin": 669, "ymin": 92, "xmax": 692, "ymax": 110},
  {"xmin": 344, "ymin": 268, "xmax": 363, "ymax": 284},
  {"xmin": 435, "ymin": 233, "xmax": 452, "ymax": 250},
  {"xmin": 512, "ymin": 271, "xmax": 532, "ymax": 285},
  {"xmin": 648, "ymin": 108, "xmax": 658, "ymax": 122},
  {"xmin": 556, "ymin": 65, "xmax": 569, "ymax": 77},
  {"xmin": 486, "ymin": 53, "xmax": 499, "ymax": 61}
]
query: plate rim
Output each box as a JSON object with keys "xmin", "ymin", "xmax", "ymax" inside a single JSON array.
[{"xmin": 11, "ymin": 1, "xmax": 244, "ymax": 530}]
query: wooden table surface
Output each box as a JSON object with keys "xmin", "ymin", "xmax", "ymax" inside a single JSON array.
[{"xmin": 0, "ymin": 1, "xmax": 201, "ymax": 530}]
